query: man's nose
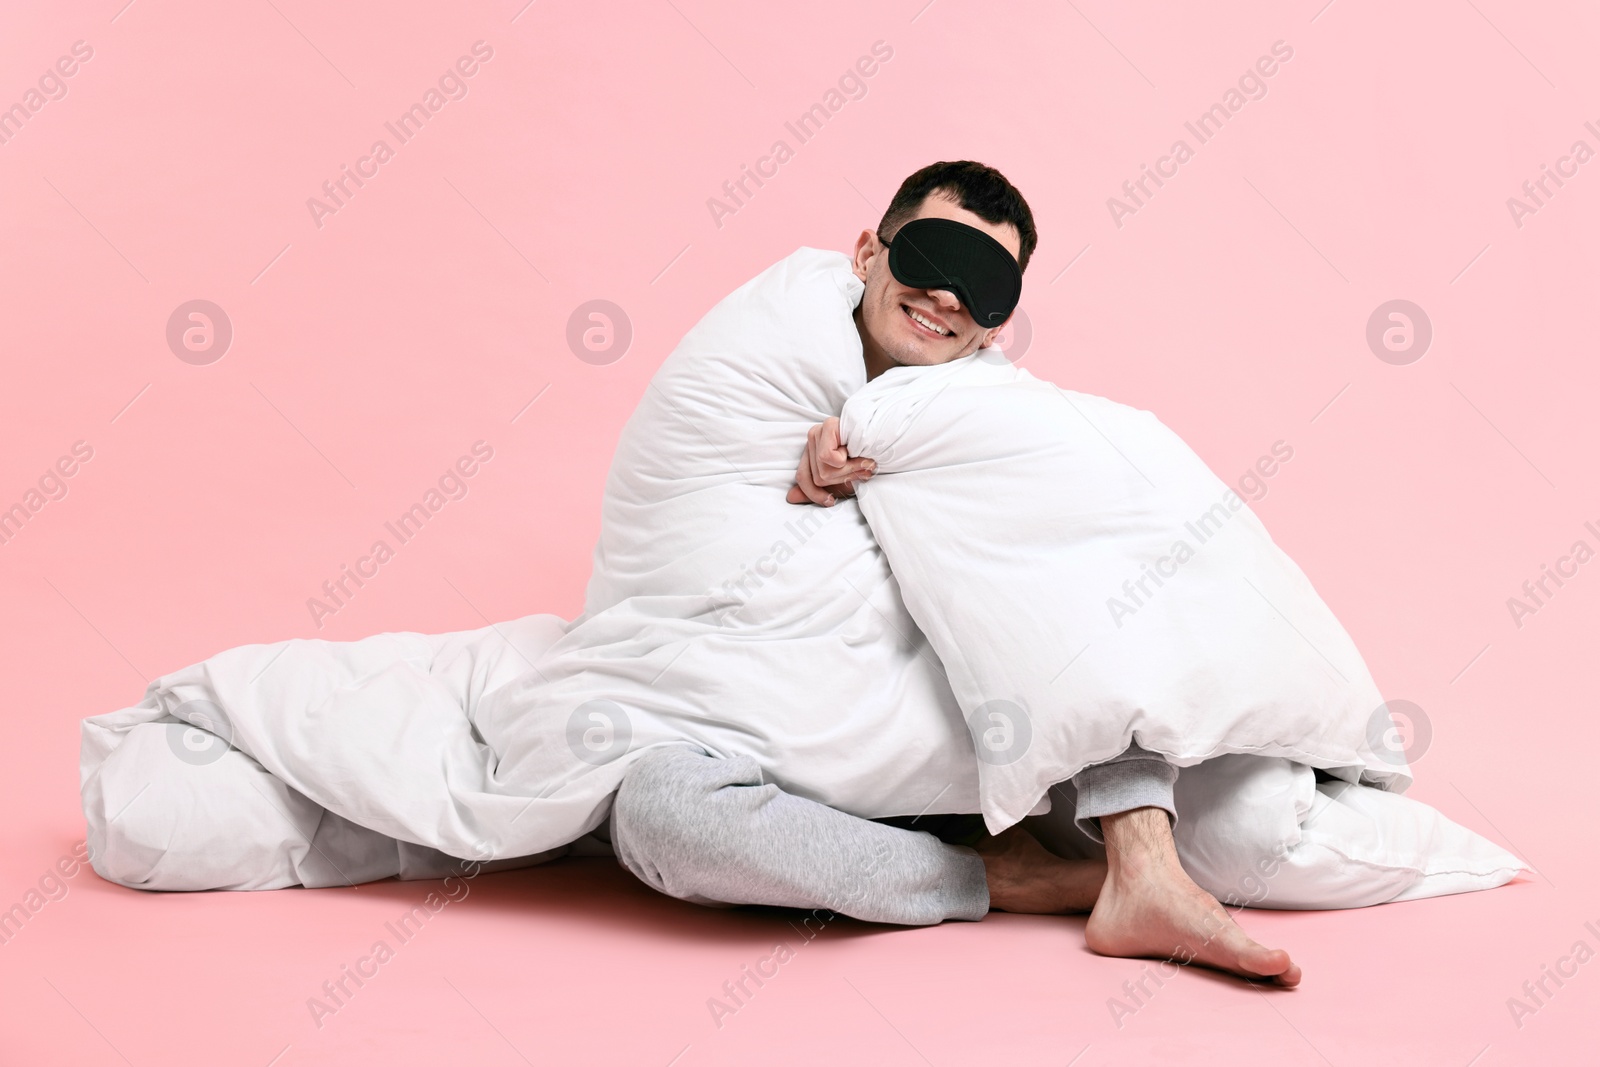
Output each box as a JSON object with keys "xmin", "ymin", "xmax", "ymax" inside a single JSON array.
[{"xmin": 928, "ymin": 288, "xmax": 962, "ymax": 312}]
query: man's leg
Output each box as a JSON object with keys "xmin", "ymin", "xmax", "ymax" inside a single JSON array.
[
  {"xmin": 611, "ymin": 746, "xmax": 1105, "ymax": 924},
  {"xmin": 1073, "ymin": 746, "xmax": 1302, "ymax": 986},
  {"xmin": 612, "ymin": 743, "xmax": 1299, "ymax": 981},
  {"xmin": 611, "ymin": 746, "xmax": 987, "ymax": 924},
  {"xmin": 1069, "ymin": 742, "xmax": 1180, "ymax": 842}
]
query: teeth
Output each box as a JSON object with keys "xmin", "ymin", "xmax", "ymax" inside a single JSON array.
[{"xmin": 907, "ymin": 308, "xmax": 950, "ymax": 336}]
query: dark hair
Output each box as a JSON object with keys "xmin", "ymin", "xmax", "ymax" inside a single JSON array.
[{"xmin": 877, "ymin": 160, "xmax": 1038, "ymax": 272}]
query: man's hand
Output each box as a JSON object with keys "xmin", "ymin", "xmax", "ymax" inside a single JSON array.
[{"xmin": 786, "ymin": 417, "xmax": 876, "ymax": 506}]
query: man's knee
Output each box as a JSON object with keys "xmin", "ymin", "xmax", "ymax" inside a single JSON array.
[{"xmin": 611, "ymin": 746, "xmax": 757, "ymax": 873}]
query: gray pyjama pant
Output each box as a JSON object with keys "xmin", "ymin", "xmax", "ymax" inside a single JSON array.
[{"xmin": 609, "ymin": 743, "xmax": 1176, "ymax": 926}]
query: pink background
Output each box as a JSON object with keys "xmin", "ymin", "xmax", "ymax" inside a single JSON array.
[{"xmin": 2, "ymin": 0, "xmax": 1597, "ymax": 1062}]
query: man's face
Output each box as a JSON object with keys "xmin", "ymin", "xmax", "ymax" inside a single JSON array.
[{"xmin": 852, "ymin": 192, "xmax": 1023, "ymax": 378}]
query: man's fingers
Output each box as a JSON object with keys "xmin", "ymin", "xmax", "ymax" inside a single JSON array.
[
  {"xmin": 821, "ymin": 459, "xmax": 876, "ymax": 490},
  {"xmin": 792, "ymin": 461, "xmax": 835, "ymax": 507},
  {"xmin": 821, "ymin": 417, "xmax": 843, "ymax": 454},
  {"xmin": 789, "ymin": 474, "xmax": 868, "ymax": 506},
  {"xmin": 805, "ymin": 424, "xmax": 828, "ymax": 489},
  {"xmin": 794, "ymin": 425, "xmax": 830, "ymax": 506},
  {"xmin": 819, "ymin": 418, "xmax": 846, "ymax": 479},
  {"xmin": 811, "ymin": 441, "xmax": 842, "ymax": 489},
  {"xmin": 794, "ymin": 418, "xmax": 875, "ymax": 506},
  {"xmin": 810, "ymin": 418, "xmax": 854, "ymax": 488},
  {"xmin": 815, "ymin": 448, "xmax": 874, "ymax": 486}
]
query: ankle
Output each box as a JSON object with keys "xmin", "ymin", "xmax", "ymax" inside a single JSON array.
[{"xmin": 1100, "ymin": 806, "xmax": 1181, "ymax": 879}]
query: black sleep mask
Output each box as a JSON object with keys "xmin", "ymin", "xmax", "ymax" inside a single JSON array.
[{"xmin": 879, "ymin": 217, "xmax": 1022, "ymax": 327}]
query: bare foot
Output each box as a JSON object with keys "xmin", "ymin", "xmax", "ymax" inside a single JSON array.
[
  {"xmin": 974, "ymin": 826, "xmax": 1107, "ymax": 914},
  {"xmin": 1085, "ymin": 808, "xmax": 1301, "ymax": 988}
]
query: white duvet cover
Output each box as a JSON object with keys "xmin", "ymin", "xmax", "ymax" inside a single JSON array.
[
  {"xmin": 81, "ymin": 248, "xmax": 976, "ymax": 890},
  {"xmin": 839, "ymin": 352, "xmax": 1408, "ymax": 832},
  {"xmin": 80, "ymin": 248, "xmax": 1522, "ymax": 906}
]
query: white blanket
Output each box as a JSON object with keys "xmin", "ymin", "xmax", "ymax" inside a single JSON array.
[
  {"xmin": 82, "ymin": 248, "xmax": 977, "ymax": 889},
  {"xmin": 80, "ymin": 247, "xmax": 1522, "ymax": 906},
  {"xmin": 839, "ymin": 352, "xmax": 1408, "ymax": 832}
]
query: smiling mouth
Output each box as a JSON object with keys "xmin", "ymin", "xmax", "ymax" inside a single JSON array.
[{"xmin": 902, "ymin": 304, "xmax": 953, "ymax": 337}]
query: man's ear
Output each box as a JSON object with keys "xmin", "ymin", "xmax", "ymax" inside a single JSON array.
[
  {"xmin": 850, "ymin": 229, "xmax": 881, "ymax": 282},
  {"xmin": 978, "ymin": 313, "xmax": 1012, "ymax": 349}
]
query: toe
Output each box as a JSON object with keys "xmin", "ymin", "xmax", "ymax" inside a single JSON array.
[
  {"xmin": 1241, "ymin": 944, "xmax": 1290, "ymax": 975},
  {"xmin": 1231, "ymin": 939, "xmax": 1299, "ymax": 985}
]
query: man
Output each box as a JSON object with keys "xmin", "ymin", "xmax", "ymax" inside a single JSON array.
[{"xmin": 609, "ymin": 161, "xmax": 1300, "ymax": 987}]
